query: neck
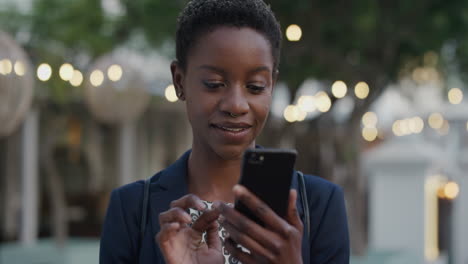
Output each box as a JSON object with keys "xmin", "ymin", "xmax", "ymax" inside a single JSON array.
[{"xmin": 187, "ymin": 145, "xmax": 246, "ymax": 203}]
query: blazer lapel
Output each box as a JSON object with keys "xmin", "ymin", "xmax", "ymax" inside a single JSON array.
[{"xmin": 148, "ymin": 150, "xmax": 191, "ymax": 256}]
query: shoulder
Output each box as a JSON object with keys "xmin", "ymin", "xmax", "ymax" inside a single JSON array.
[
  {"xmin": 111, "ymin": 180, "xmax": 145, "ymax": 210},
  {"xmin": 302, "ymin": 174, "xmax": 344, "ymax": 203},
  {"xmin": 301, "ymin": 173, "xmax": 347, "ymax": 230},
  {"xmin": 301, "ymin": 174, "xmax": 350, "ymax": 262}
]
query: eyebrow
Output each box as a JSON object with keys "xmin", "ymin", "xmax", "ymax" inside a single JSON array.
[{"xmin": 198, "ymin": 65, "xmax": 271, "ymax": 75}]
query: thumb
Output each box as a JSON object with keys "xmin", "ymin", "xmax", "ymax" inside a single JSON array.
[{"xmin": 287, "ymin": 189, "xmax": 304, "ymax": 232}]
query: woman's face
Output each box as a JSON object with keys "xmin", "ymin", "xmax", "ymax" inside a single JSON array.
[{"xmin": 171, "ymin": 26, "xmax": 275, "ymax": 160}]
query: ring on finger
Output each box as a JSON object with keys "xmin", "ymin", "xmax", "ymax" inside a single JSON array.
[{"xmin": 195, "ymin": 237, "xmax": 205, "ymax": 250}]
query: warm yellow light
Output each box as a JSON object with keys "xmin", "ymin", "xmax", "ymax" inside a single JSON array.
[
  {"xmin": 399, "ymin": 119, "xmax": 410, "ymax": 135},
  {"xmin": 355, "ymin": 82, "xmax": 369, "ymax": 99},
  {"xmin": 107, "ymin": 64, "xmax": 123, "ymax": 82},
  {"xmin": 70, "ymin": 70, "xmax": 84, "ymax": 87},
  {"xmin": 438, "ymin": 120, "xmax": 450, "ymax": 135},
  {"xmin": 90, "ymin": 70, "xmax": 104, "ymax": 87},
  {"xmin": 437, "ymin": 187, "xmax": 446, "ymax": 199},
  {"xmin": 0, "ymin": 59, "xmax": 13, "ymax": 75},
  {"xmin": 409, "ymin": 117, "xmax": 424, "ymax": 134},
  {"xmin": 297, "ymin": 96, "xmax": 316, "ymax": 112},
  {"xmin": 448, "ymin": 88, "xmax": 463, "ymax": 104},
  {"xmin": 362, "ymin": 127, "xmax": 378, "ymax": 142},
  {"xmin": 286, "ymin": 24, "xmax": 302, "ymax": 42},
  {"xmin": 284, "ymin": 105, "xmax": 300, "ymax": 123},
  {"xmin": 37, "ymin": 63, "xmax": 52, "ymax": 81},
  {"xmin": 392, "ymin": 121, "xmax": 403, "ymax": 136},
  {"xmin": 466, "ymin": 121, "xmax": 468, "ymax": 131},
  {"xmin": 59, "ymin": 63, "xmax": 74, "ymax": 81},
  {"xmin": 428, "ymin": 113, "xmax": 444, "ymax": 129},
  {"xmin": 424, "ymin": 175, "xmax": 444, "ymax": 262},
  {"xmin": 362, "ymin": 112, "xmax": 378, "ymax": 128},
  {"xmin": 444, "ymin": 181, "xmax": 459, "ymax": 200},
  {"xmin": 331, "ymin": 81, "xmax": 347, "ymax": 98},
  {"xmin": 296, "ymin": 107, "xmax": 307, "ymax": 122},
  {"xmin": 14, "ymin": 61, "xmax": 26, "ymax": 76},
  {"xmin": 315, "ymin": 91, "xmax": 332, "ymax": 112},
  {"xmin": 165, "ymin": 84, "xmax": 178, "ymax": 102}
]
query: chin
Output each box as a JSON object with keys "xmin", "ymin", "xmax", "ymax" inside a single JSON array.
[{"xmin": 212, "ymin": 143, "xmax": 251, "ymax": 161}]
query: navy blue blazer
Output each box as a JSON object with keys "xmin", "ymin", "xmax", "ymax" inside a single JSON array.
[{"xmin": 100, "ymin": 150, "xmax": 349, "ymax": 263}]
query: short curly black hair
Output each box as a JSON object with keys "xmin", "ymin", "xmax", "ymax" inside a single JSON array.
[{"xmin": 175, "ymin": 0, "xmax": 282, "ymax": 72}]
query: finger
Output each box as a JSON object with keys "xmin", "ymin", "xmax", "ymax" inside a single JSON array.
[
  {"xmin": 224, "ymin": 238, "xmax": 261, "ymax": 264},
  {"xmin": 192, "ymin": 206, "xmax": 221, "ymax": 232},
  {"xmin": 170, "ymin": 194, "xmax": 206, "ymax": 211},
  {"xmin": 159, "ymin": 207, "xmax": 192, "ymax": 225},
  {"xmin": 156, "ymin": 222, "xmax": 180, "ymax": 245},
  {"xmin": 222, "ymin": 220, "xmax": 275, "ymax": 261},
  {"xmin": 287, "ymin": 189, "xmax": 303, "ymax": 232},
  {"xmin": 220, "ymin": 202, "xmax": 281, "ymax": 254},
  {"xmin": 233, "ymin": 184, "xmax": 289, "ymax": 236},
  {"xmin": 206, "ymin": 220, "xmax": 221, "ymax": 250}
]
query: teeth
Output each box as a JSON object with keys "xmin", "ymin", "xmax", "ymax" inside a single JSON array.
[{"xmin": 220, "ymin": 126, "xmax": 245, "ymax": 132}]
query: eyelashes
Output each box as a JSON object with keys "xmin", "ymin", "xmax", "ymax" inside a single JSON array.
[{"xmin": 202, "ymin": 81, "xmax": 266, "ymax": 93}]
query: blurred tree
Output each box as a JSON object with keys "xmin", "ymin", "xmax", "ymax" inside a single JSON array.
[{"xmin": 2, "ymin": 0, "xmax": 468, "ymax": 254}]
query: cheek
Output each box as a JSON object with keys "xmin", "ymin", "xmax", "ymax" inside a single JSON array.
[{"xmin": 252, "ymin": 94, "xmax": 272, "ymax": 123}]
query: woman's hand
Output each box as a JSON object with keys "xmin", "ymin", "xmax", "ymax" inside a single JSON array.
[
  {"xmin": 156, "ymin": 194, "xmax": 223, "ymax": 264},
  {"xmin": 218, "ymin": 185, "xmax": 303, "ymax": 264}
]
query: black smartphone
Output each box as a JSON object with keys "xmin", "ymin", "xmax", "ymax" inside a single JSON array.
[{"xmin": 234, "ymin": 148, "xmax": 297, "ymax": 226}]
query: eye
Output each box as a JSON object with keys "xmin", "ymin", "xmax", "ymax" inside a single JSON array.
[
  {"xmin": 203, "ymin": 80, "xmax": 225, "ymax": 89},
  {"xmin": 247, "ymin": 84, "xmax": 266, "ymax": 93}
]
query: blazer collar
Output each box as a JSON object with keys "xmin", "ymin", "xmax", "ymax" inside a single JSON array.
[{"xmin": 151, "ymin": 150, "xmax": 191, "ymax": 194}]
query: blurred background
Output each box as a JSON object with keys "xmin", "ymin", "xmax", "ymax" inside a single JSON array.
[{"xmin": 1, "ymin": 0, "xmax": 467, "ymax": 263}]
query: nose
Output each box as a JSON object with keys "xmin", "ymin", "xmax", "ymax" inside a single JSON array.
[{"xmin": 219, "ymin": 85, "xmax": 249, "ymax": 117}]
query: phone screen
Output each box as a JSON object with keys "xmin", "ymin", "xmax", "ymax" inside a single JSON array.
[{"xmin": 235, "ymin": 148, "xmax": 297, "ymax": 226}]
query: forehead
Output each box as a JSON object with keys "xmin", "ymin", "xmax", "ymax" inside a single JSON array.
[{"xmin": 186, "ymin": 26, "xmax": 274, "ymax": 73}]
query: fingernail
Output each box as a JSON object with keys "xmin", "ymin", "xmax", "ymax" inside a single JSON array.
[
  {"xmin": 233, "ymin": 184, "xmax": 243, "ymax": 194},
  {"xmin": 197, "ymin": 201, "xmax": 206, "ymax": 210}
]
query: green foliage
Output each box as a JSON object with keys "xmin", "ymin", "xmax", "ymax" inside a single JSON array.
[{"xmin": 2, "ymin": 0, "xmax": 468, "ymax": 104}]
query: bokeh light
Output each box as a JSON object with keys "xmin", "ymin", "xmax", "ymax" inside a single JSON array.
[
  {"xmin": 90, "ymin": 70, "xmax": 104, "ymax": 87},
  {"xmin": 165, "ymin": 84, "xmax": 178, "ymax": 102},
  {"xmin": 438, "ymin": 120, "xmax": 450, "ymax": 135},
  {"xmin": 444, "ymin": 181, "xmax": 459, "ymax": 200},
  {"xmin": 315, "ymin": 91, "xmax": 332, "ymax": 112},
  {"xmin": 362, "ymin": 127, "xmax": 378, "ymax": 142},
  {"xmin": 408, "ymin": 116, "xmax": 424, "ymax": 134},
  {"xmin": 355, "ymin": 82, "xmax": 369, "ymax": 99},
  {"xmin": 59, "ymin": 63, "xmax": 74, "ymax": 81},
  {"xmin": 0, "ymin": 59, "xmax": 13, "ymax": 75},
  {"xmin": 14, "ymin": 60, "xmax": 26, "ymax": 76},
  {"xmin": 37, "ymin": 63, "xmax": 52, "ymax": 81},
  {"xmin": 297, "ymin": 95, "xmax": 316, "ymax": 112},
  {"xmin": 428, "ymin": 113, "xmax": 444, "ymax": 129},
  {"xmin": 70, "ymin": 70, "xmax": 84, "ymax": 87},
  {"xmin": 448, "ymin": 88, "xmax": 463, "ymax": 104},
  {"xmin": 107, "ymin": 64, "xmax": 123, "ymax": 82},
  {"xmin": 286, "ymin": 24, "xmax": 302, "ymax": 42},
  {"xmin": 284, "ymin": 105, "xmax": 300, "ymax": 122},
  {"xmin": 331, "ymin": 81, "xmax": 347, "ymax": 98},
  {"xmin": 362, "ymin": 112, "xmax": 378, "ymax": 128}
]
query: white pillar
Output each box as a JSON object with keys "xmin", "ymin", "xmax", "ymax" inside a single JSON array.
[
  {"xmin": 119, "ymin": 121, "xmax": 136, "ymax": 185},
  {"xmin": 20, "ymin": 109, "xmax": 39, "ymax": 245}
]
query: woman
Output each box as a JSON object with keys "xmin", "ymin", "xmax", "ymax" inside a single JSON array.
[{"xmin": 100, "ymin": 0, "xmax": 350, "ymax": 263}]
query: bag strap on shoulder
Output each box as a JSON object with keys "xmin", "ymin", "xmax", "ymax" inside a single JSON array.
[{"xmin": 297, "ymin": 171, "xmax": 310, "ymax": 239}]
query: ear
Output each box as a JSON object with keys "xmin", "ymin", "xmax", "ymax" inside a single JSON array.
[{"xmin": 170, "ymin": 61, "xmax": 186, "ymax": 101}]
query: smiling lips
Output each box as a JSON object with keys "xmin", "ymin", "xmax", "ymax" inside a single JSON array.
[{"xmin": 211, "ymin": 122, "xmax": 252, "ymax": 142}]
